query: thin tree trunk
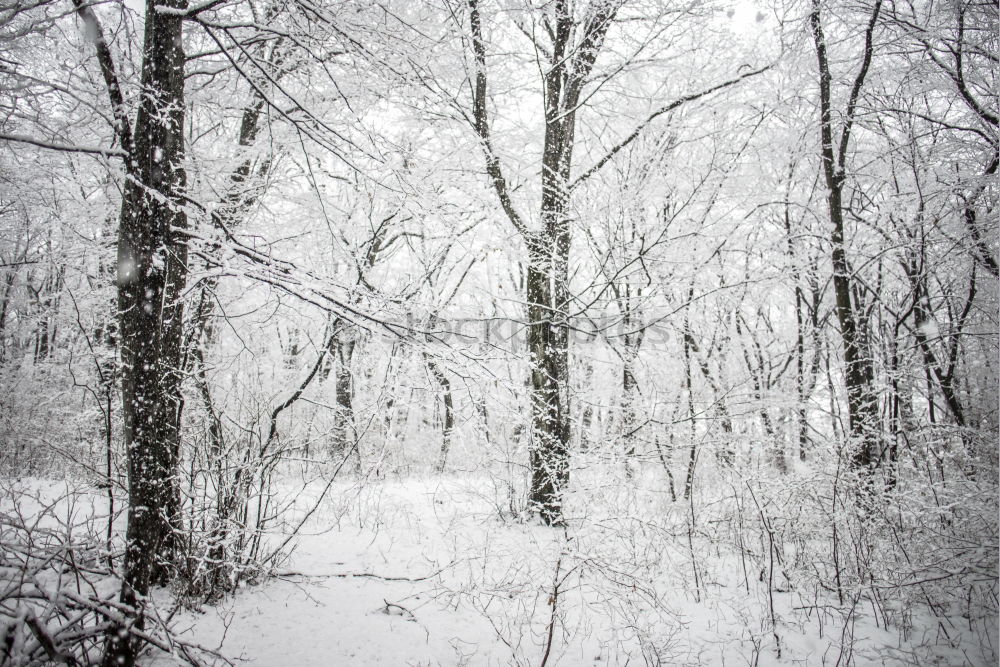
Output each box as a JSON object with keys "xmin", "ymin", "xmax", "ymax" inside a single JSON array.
[
  {"xmin": 683, "ymin": 330, "xmax": 734, "ymax": 465},
  {"xmin": 622, "ymin": 349, "xmax": 638, "ymax": 475},
  {"xmin": 904, "ymin": 254, "xmax": 972, "ymax": 429},
  {"xmin": 475, "ymin": 391, "xmax": 491, "ymax": 448},
  {"xmin": 578, "ymin": 360, "xmax": 594, "ymax": 451},
  {"xmin": 736, "ymin": 312, "xmax": 785, "ymax": 473},
  {"xmin": 682, "ymin": 307, "xmax": 698, "ymax": 501},
  {"xmin": 963, "ymin": 157, "xmax": 999, "ymax": 278},
  {"xmin": 783, "ymin": 179, "xmax": 816, "ymax": 463},
  {"xmin": 619, "ymin": 288, "xmax": 643, "ymax": 475},
  {"xmin": 810, "ymin": 0, "xmax": 884, "ymax": 476},
  {"xmin": 654, "ymin": 434, "xmax": 678, "ymax": 503},
  {"xmin": 0, "ymin": 268, "xmax": 15, "ymax": 361},
  {"xmin": 427, "ymin": 357, "xmax": 455, "ymax": 472},
  {"xmin": 332, "ymin": 335, "xmax": 357, "ymax": 464}
]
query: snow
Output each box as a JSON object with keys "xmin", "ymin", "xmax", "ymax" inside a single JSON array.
[
  {"xmin": 1, "ymin": 473, "xmax": 995, "ymax": 666},
  {"xmin": 140, "ymin": 474, "xmax": 996, "ymax": 666},
  {"xmin": 119, "ymin": 254, "xmax": 138, "ymax": 284},
  {"xmin": 155, "ymin": 478, "xmax": 511, "ymax": 666}
]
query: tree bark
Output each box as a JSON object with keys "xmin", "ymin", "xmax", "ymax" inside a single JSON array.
[
  {"xmin": 97, "ymin": 0, "xmax": 189, "ymax": 664},
  {"xmin": 331, "ymin": 334, "xmax": 357, "ymax": 463},
  {"xmin": 810, "ymin": 0, "xmax": 883, "ymax": 476},
  {"xmin": 525, "ymin": 236, "xmax": 569, "ymax": 523},
  {"xmin": 426, "ymin": 356, "xmax": 455, "ymax": 472},
  {"xmin": 465, "ymin": 0, "xmax": 617, "ymax": 524},
  {"xmin": 682, "ymin": 295, "xmax": 698, "ymax": 501}
]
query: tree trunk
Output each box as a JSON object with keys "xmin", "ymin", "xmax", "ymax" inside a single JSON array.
[
  {"xmin": 682, "ymin": 303, "xmax": 698, "ymax": 501},
  {"xmin": 904, "ymin": 253, "xmax": 970, "ymax": 429},
  {"xmin": 824, "ymin": 181, "xmax": 880, "ymax": 471},
  {"xmin": 736, "ymin": 311, "xmax": 785, "ymax": 473},
  {"xmin": 465, "ymin": 0, "xmax": 617, "ymax": 524},
  {"xmin": 0, "ymin": 268, "xmax": 15, "ymax": 359},
  {"xmin": 332, "ymin": 334, "xmax": 356, "ymax": 464},
  {"xmin": 683, "ymin": 329, "xmax": 735, "ymax": 465},
  {"xmin": 622, "ymin": 347, "xmax": 639, "ymax": 475},
  {"xmin": 101, "ymin": 0, "xmax": 188, "ymax": 664},
  {"xmin": 810, "ymin": 0, "xmax": 884, "ymax": 476},
  {"xmin": 526, "ymin": 238, "xmax": 569, "ymax": 524},
  {"xmin": 578, "ymin": 360, "xmax": 594, "ymax": 451},
  {"xmin": 427, "ymin": 357, "xmax": 454, "ymax": 472}
]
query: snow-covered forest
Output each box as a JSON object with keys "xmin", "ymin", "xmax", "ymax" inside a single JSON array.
[{"xmin": 1, "ymin": 0, "xmax": 997, "ymax": 664}]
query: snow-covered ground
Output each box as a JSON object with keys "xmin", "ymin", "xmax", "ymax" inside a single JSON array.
[{"xmin": 151, "ymin": 474, "xmax": 996, "ymax": 666}]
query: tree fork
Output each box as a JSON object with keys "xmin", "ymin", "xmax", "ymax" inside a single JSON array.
[{"xmin": 810, "ymin": 0, "xmax": 884, "ymax": 477}]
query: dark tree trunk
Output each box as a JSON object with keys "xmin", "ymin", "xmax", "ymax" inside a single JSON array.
[
  {"xmin": 526, "ymin": 236, "xmax": 570, "ymax": 523},
  {"xmin": 617, "ymin": 286, "xmax": 644, "ymax": 475},
  {"xmin": 964, "ymin": 158, "xmax": 999, "ymax": 278},
  {"xmin": 682, "ymin": 305, "xmax": 698, "ymax": 501},
  {"xmin": 100, "ymin": 1, "xmax": 189, "ymax": 664},
  {"xmin": 783, "ymin": 177, "xmax": 822, "ymax": 463},
  {"xmin": 427, "ymin": 357, "xmax": 455, "ymax": 471},
  {"xmin": 189, "ymin": 292, "xmax": 225, "ymax": 459},
  {"xmin": 332, "ymin": 335, "xmax": 356, "ymax": 462},
  {"xmin": 522, "ymin": 8, "xmax": 577, "ymax": 520},
  {"xmin": 810, "ymin": 0, "xmax": 883, "ymax": 477},
  {"xmin": 578, "ymin": 360, "xmax": 594, "ymax": 451},
  {"xmin": 31, "ymin": 266, "xmax": 63, "ymax": 362},
  {"xmin": 622, "ymin": 354, "xmax": 638, "ymax": 464},
  {"xmin": 903, "ymin": 251, "xmax": 973, "ymax": 430},
  {"xmin": 466, "ymin": 0, "xmax": 617, "ymax": 524},
  {"xmin": 735, "ymin": 311, "xmax": 785, "ymax": 473},
  {"xmin": 683, "ymin": 329, "xmax": 735, "ymax": 465},
  {"xmin": 0, "ymin": 268, "xmax": 15, "ymax": 358}
]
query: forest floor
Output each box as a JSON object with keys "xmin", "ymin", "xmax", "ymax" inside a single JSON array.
[
  {"xmin": 154, "ymin": 473, "xmax": 994, "ymax": 667},
  {"xmin": 165, "ymin": 478, "xmax": 514, "ymax": 667}
]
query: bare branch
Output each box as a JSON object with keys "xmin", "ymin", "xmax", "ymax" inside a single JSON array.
[
  {"xmin": 570, "ymin": 63, "xmax": 773, "ymax": 190},
  {"xmin": 0, "ymin": 132, "xmax": 126, "ymax": 157},
  {"xmin": 466, "ymin": 0, "xmax": 530, "ymax": 237},
  {"xmin": 71, "ymin": 0, "xmax": 133, "ymax": 154},
  {"xmin": 837, "ymin": 0, "xmax": 884, "ymax": 170}
]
